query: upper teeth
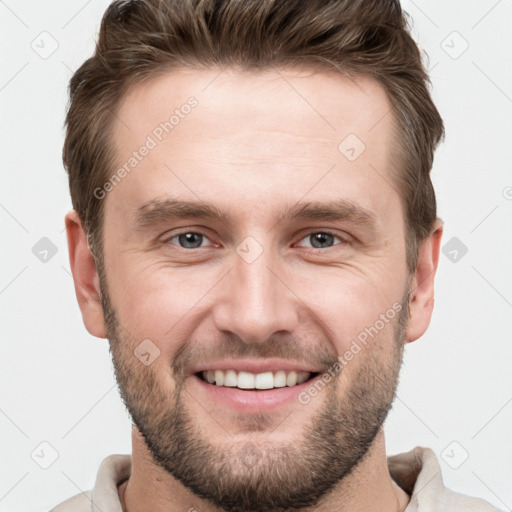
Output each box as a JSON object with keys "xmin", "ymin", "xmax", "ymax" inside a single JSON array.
[{"xmin": 201, "ymin": 370, "xmax": 311, "ymax": 389}]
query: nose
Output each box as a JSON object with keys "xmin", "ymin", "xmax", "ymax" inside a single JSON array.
[{"xmin": 212, "ymin": 246, "xmax": 300, "ymax": 344}]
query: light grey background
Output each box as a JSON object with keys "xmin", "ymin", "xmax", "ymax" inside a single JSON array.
[{"xmin": 1, "ymin": 1, "xmax": 511, "ymax": 510}]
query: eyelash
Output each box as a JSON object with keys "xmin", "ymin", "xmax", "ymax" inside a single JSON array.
[{"xmin": 163, "ymin": 230, "xmax": 348, "ymax": 250}]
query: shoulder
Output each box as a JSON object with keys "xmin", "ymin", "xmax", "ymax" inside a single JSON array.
[
  {"xmin": 441, "ymin": 487, "xmax": 505, "ymax": 512},
  {"xmin": 388, "ymin": 446, "xmax": 504, "ymax": 512},
  {"xmin": 49, "ymin": 490, "xmax": 92, "ymax": 512},
  {"xmin": 49, "ymin": 453, "xmax": 131, "ymax": 512}
]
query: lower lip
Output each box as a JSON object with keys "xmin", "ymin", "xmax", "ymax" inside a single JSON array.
[{"xmin": 190, "ymin": 374, "xmax": 319, "ymax": 412}]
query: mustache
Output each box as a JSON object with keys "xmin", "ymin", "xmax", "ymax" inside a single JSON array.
[{"xmin": 171, "ymin": 334, "xmax": 339, "ymax": 381}]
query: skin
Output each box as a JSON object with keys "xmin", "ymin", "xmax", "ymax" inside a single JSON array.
[{"xmin": 65, "ymin": 66, "xmax": 443, "ymax": 511}]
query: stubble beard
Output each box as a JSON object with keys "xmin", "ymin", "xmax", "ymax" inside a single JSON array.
[{"xmin": 98, "ymin": 265, "xmax": 409, "ymax": 512}]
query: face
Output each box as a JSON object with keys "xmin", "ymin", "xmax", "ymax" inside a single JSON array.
[{"xmin": 97, "ymin": 66, "xmax": 412, "ymax": 511}]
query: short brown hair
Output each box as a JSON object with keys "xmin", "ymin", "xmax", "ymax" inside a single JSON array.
[{"xmin": 63, "ymin": 0, "xmax": 444, "ymax": 274}]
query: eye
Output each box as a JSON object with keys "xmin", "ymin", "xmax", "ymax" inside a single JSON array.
[
  {"xmin": 166, "ymin": 232, "xmax": 211, "ymax": 249},
  {"xmin": 163, "ymin": 230, "xmax": 346, "ymax": 250},
  {"xmin": 296, "ymin": 231, "xmax": 345, "ymax": 249}
]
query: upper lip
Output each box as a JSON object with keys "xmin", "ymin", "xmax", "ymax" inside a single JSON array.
[{"xmin": 189, "ymin": 358, "xmax": 323, "ymax": 376}]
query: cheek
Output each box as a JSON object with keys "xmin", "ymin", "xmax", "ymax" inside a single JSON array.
[
  {"xmin": 104, "ymin": 226, "xmax": 407, "ymax": 359},
  {"xmin": 108, "ymin": 260, "xmax": 226, "ymax": 343},
  {"xmin": 290, "ymin": 266, "xmax": 404, "ymax": 353}
]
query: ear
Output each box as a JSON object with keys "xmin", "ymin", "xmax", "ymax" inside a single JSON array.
[
  {"xmin": 65, "ymin": 209, "xmax": 107, "ymax": 339},
  {"xmin": 406, "ymin": 218, "xmax": 443, "ymax": 343}
]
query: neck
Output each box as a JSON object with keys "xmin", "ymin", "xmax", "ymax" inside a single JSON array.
[{"xmin": 119, "ymin": 428, "xmax": 410, "ymax": 512}]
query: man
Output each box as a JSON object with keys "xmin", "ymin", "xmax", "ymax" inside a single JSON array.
[{"xmin": 51, "ymin": 0, "xmax": 501, "ymax": 510}]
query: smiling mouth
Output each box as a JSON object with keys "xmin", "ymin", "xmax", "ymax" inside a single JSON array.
[{"xmin": 196, "ymin": 369, "xmax": 320, "ymax": 390}]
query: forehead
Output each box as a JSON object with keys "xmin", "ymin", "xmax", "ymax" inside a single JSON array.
[
  {"xmin": 114, "ymin": 65, "xmax": 395, "ymax": 143},
  {"xmin": 107, "ymin": 65, "xmax": 400, "ymax": 225}
]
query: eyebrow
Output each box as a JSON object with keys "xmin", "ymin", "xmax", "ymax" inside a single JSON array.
[{"xmin": 133, "ymin": 197, "xmax": 379, "ymax": 233}]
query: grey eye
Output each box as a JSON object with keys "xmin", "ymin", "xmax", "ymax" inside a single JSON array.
[
  {"xmin": 298, "ymin": 232, "xmax": 340, "ymax": 249},
  {"xmin": 170, "ymin": 232, "xmax": 207, "ymax": 249}
]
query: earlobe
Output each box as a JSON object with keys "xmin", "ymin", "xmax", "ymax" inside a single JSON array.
[
  {"xmin": 405, "ymin": 219, "xmax": 443, "ymax": 343},
  {"xmin": 65, "ymin": 210, "xmax": 107, "ymax": 339}
]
